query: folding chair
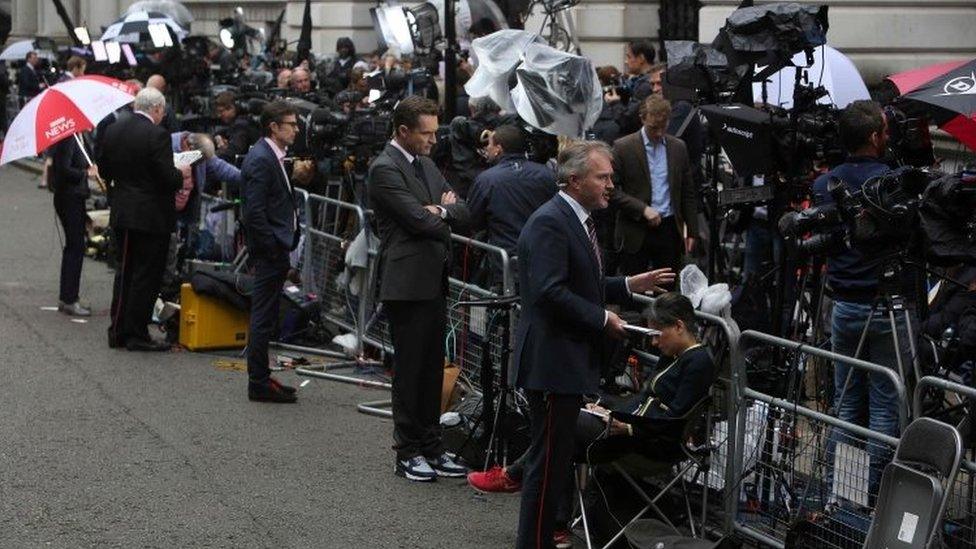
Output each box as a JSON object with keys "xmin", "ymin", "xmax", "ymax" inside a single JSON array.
[
  {"xmin": 862, "ymin": 417, "xmax": 963, "ymax": 549},
  {"xmin": 577, "ymin": 395, "xmax": 715, "ymax": 549}
]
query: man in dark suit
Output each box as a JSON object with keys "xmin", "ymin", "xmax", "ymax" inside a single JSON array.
[
  {"xmin": 95, "ymin": 80, "xmax": 143, "ymax": 161},
  {"xmin": 367, "ymin": 95, "xmax": 471, "ymax": 482},
  {"xmin": 98, "ymin": 88, "xmax": 183, "ymax": 351},
  {"xmin": 50, "ymin": 134, "xmax": 96, "ymax": 317},
  {"xmin": 610, "ymin": 94, "xmax": 698, "ymax": 276},
  {"xmin": 17, "ymin": 51, "xmax": 44, "ymax": 104},
  {"xmin": 467, "ymin": 125, "xmax": 556, "ymax": 288},
  {"xmin": 513, "ymin": 140, "xmax": 674, "ymax": 548},
  {"xmin": 240, "ymin": 101, "xmax": 303, "ymax": 404}
]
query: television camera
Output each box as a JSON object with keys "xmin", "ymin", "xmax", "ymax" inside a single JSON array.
[{"xmin": 779, "ymin": 168, "xmax": 976, "ymax": 265}]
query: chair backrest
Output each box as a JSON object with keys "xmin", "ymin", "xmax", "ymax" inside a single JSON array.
[
  {"xmin": 862, "ymin": 417, "xmax": 963, "ymax": 549},
  {"xmin": 896, "ymin": 417, "xmax": 963, "ymax": 479},
  {"xmin": 679, "ymin": 395, "xmax": 713, "ymax": 445}
]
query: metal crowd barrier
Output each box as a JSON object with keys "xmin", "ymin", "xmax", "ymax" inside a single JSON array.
[
  {"xmin": 288, "ymin": 195, "xmax": 516, "ymax": 400},
  {"xmin": 287, "ymin": 193, "xmax": 388, "ymax": 387},
  {"xmin": 356, "ymin": 231, "xmax": 516, "ymax": 395},
  {"xmin": 196, "ymin": 192, "xmax": 237, "ymax": 262},
  {"xmin": 914, "ymin": 376, "xmax": 976, "ymax": 548},
  {"xmin": 730, "ymin": 330, "xmax": 908, "ymax": 549},
  {"xmin": 446, "ymin": 235, "xmax": 514, "ymax": 392}
]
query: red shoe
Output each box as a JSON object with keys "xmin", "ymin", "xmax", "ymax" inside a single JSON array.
[
  {"xmin": 553, "ymin": 529, "xmax": 573, "ymax": 549},
  {"xmin": 466, "ymin": 466, "xmax": 521, "ymax": 493}
]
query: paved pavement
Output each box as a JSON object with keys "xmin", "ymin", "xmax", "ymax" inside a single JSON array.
[{"xmin": 0, "ymin": 164, "xmax": 520, "ymax": 548}]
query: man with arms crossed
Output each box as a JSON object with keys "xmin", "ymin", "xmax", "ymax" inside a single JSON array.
[{"xmin": 368, "ymin": 96, "xmax": 471, "ymax": 481}]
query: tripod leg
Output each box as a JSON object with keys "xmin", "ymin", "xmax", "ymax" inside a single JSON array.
[
  {"xmin": 887, "ymin": 307, "xmax": 909, "ymax": 405},
  {"xmin": 901, "ymin": 308, "xmax": 922, "ymax": 388}
]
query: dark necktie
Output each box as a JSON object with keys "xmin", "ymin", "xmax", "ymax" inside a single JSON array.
[
  {"xmin": 412, "ymin": 158, "xmax": 427, "ymax": 185},
  {"xmin": 412, "ymin": 158, "xmax": 433, "ymax": 202},
  {"xmin": 585, "ymin": 216, "xmax": 603, "ymax": 273}
]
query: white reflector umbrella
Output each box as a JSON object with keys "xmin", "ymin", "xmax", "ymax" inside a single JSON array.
[
  {"xmin": 753, "ymin": 45, "xmax": 869, "ymax": 109},
  {"xmin": 0, "ymin": 39, "xmax": 56, "ymax": 61}
]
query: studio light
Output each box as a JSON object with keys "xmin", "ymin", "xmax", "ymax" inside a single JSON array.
[
  {"xmin": 219, "ymin": 27, "xmax": 235, "ymax": 49},
  {"xmin": 147, "ymin": 23, "xmax": 173, "ymax": 48},
  {"xmin": 73, "ymin": 27, "xmax": 91, "ymax": 46},
  {"xmin": 371, "ymin": 5, "xmax": 416, "ymax": 55},
  {"xmin": 91, "ymin": 40, "xmax": 108, "ymax": 62},
  {"xmin": 105, "ymin": 40, "xmax": 122, "ymax": 64}
]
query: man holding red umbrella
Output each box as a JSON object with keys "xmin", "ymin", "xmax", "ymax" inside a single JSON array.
[{"xmin": 98, "ymin": 87, "xmax": 183, "ymax": 351}]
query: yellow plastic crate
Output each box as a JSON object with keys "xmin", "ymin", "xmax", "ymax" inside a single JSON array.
[{"xmin": 179, "ymin": 283, "xmax": 249, "ymax": 351}]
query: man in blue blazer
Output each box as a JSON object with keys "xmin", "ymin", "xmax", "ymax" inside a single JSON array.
[
  {"xmin": 513, "ymin": 140, "xmax": 674, "ymax": 548},
  {"xmin": 240, "ymin": 101, "xmax": 302, "ymax": 403}
]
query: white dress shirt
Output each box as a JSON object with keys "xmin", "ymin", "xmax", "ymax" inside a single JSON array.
[{"xmin": 389, "ymin": 138, "xmax": 415, "ymax": 164}]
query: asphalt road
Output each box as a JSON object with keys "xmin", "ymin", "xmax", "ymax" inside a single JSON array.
[{"xmin": 0, "ymin": 164, "xmax": 520, "ymax": 548}]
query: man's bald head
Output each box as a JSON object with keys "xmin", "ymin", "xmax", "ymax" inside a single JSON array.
[
  {"xmin": 290, "ymin": 68, "xmax": 311, "ymax": 93},
  {"xmin": 146, "ymin": 74, "xmax": 167, "ymax": 93}
]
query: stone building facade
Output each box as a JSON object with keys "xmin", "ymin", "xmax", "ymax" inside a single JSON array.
[{"xmin": 7, "ymin": 0, "xmax": 976, "ymax": 86}]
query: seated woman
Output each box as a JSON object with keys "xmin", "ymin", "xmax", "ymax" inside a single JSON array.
[
  {"xmin": 584, "ymin": 291, "xmax": 716, "ymax": 457},
  {"xmin": 467, "ymin": 293, "xmax": 716, "ymax": 543}
]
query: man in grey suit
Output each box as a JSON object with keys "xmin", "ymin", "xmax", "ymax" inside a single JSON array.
[
  {"xmin": 610, "ymin": 94, "xmax": 699, "ymax": 275},
  {"xmin": 367, "ymin": 96, "xmax": 471, "ymax": 482}
]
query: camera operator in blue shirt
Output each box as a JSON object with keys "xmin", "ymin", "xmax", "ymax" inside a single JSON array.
[{"xmin": 813, "ymin": 100, "xmax": 913, "ymax": 504}]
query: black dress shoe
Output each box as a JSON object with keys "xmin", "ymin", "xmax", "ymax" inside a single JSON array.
[
  {"xmin": 124, "ymin": 338, "xmax": 171, "ymax": 352},
  {"xmin": 108, "ymin": 329, "xmax": 122, "ymax": 349},
  {"xmin": 248, "ymin": 382, "xmax": 298, "ymax": 403},
  {"xmin": 269, "ymin": 377, "xmax": 297, "ymax": 395}
]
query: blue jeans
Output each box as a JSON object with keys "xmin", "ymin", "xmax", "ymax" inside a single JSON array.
[{"xmin": 825, "ymin": 300, "xmax": 911, "ymax": 506}]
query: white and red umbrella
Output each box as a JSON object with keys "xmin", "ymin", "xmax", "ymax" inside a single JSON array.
[{"xmin": 0, "ymin": 75, "xmax": 136, "ymax": 166}]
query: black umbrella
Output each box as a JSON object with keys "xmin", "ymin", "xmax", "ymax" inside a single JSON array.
[{"xmin": 888, "ymin": 58, "xmax": 976, "ymax": 152}]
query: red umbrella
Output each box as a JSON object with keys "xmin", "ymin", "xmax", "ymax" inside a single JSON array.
[
  {"xmin": 0, "ymin": 75, "xmax": 136, "ymax": 166},
  {"xmin": 887, "ymin": 59, "xmax": 976, "ymax": 152}
]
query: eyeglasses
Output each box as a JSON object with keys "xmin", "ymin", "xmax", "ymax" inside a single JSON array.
[{"xmin": 275, "ymin": 120, "xmax": 299, "ymax": 128}]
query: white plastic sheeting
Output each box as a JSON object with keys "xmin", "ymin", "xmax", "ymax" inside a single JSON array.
[{"xmin": 466, "ymin": 30, "xmax": 602, "ymax": 137}]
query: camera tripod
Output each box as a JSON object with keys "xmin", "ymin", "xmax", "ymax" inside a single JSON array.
[
  {"xmin": 833, "ymin": 258, "xmax": 924, "ymax": 427},
  {"xmin": 453, "ymin": 295, "xmax": 524, "ymax": 471}
]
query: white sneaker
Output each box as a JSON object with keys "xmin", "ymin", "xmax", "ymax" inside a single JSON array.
[{"xmin": 395, "ymin": 456, "xmax": 438, "ymax": 482}]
